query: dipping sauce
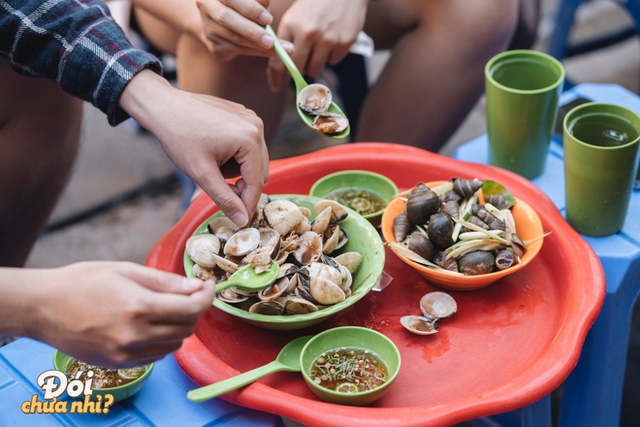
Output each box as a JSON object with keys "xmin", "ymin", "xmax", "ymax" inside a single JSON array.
[
  {"xmin": 325, "ymin": 187, "xmax": 386, "ymax": 216},
  {"xmin": 309, "ymin": 346, "xmax": 389, "ymax": 393},
  {"xmin": 65, "ymin": 359, "xmax": 147, "ymax": 389}
]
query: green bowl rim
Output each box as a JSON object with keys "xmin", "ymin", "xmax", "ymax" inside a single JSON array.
[
  {"xmin": 183, "ymin": 194, "xmax": 385, "ymax": 326},
  {"xmin": 52, "ymin": 350, "xmax": 154, "ymax": 392},
  {"xmin": 299, "ymin": 326, "xmax": 402, "ymax": 398},
  {"xmin": 309, "ymin": 170, "xmax": 399, "ymax": 219}
]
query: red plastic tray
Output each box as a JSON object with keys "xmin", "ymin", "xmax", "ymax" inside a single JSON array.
[{"xmin": 146, "ymin": 143, "xmax": 605, "ymax": 427}]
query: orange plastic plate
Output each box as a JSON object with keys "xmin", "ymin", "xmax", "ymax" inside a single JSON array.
[{"xmin": 146, "ymin": 143, "xmax": 604, "ymax": 427}]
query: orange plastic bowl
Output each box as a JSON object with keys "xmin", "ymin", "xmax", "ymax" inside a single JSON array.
[{"xmin": 381, "ymin": 181, "xmax": 545, "ymax": 291}]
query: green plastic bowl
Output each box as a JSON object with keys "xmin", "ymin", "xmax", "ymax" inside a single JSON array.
[
  {"xmin": 310, "ymin": 170, "xmax": 399, "ymax": 228},
  {"xmin": 300, "ymin": 326, "xmax": 401, "ymax": 405},
  {"xmin": 53, "ymin": 350, "xmax": 154, "ymax": 403},
  {"xmin": 184, "ymin": 194, "xmax": 385, "ymax": 330}
]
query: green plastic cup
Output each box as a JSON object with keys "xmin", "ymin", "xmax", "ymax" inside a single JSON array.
[
  {"xmin": 485, "ymin": 50, "xmax": 565, "ymax": 179},
  {"xmin": 563, "ymin": 102, "xmax": 640, "ymax": 237}
]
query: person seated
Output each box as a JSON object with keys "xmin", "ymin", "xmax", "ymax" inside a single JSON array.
[
  {"xmin": 131, "ymin": 0, "xmax": 534, "ymax": 152},
  {"xmin": 0, "ymin": 0, "xmax": 268, "ymax": 368}
]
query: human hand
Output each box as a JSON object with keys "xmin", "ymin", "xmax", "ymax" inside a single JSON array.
[
  {"xmin": 120, "ymin": 70, "xmax": 269, "ymax": 227},
  {"xmin": 267, "ymin": 0, "xmax": 369, "ymax": 91},
  {"xmin": 195, "ymin": 0, "xmax": 294, "ymax": 61},
  {"xmin": 23, "ymin": 262, "xmax": 215, "ymax": 368}
]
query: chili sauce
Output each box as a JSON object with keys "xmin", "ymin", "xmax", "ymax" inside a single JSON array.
[{"xmin": 309, "ymin": 346, "xmax": 389, "ymax": 393}]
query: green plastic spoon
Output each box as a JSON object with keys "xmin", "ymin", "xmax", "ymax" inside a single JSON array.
[
  {"xmin": 186, "ymin": 335, "xmax": 313, "ymax": 402},
  {"xmin": 214, "ymin": 261, "xmax": 280, "ymax": 294},
  {"xmin": 264, "ymin": 25, "xmax": 350, "ymax": 140}
]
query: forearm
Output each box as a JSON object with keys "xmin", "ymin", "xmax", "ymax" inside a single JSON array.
[
  {"xmin": 118, "ymin": 69, "xmax": 175, "ymax": 133},
  {"xmin": 0, "ymin": 0, "xmax": 162, "ymax": 126},
  {"xmin": 0, "ymin": 268, "xmax": 47, "ymax": 338}
]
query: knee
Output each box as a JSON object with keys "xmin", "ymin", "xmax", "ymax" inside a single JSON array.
[
  {"xmin": 466, "ymin": 1, "xmax": 519, "ymax": 57},
  {"xmin": 421, "ymin": 0, "xmax": 520, "ymax": 61}
]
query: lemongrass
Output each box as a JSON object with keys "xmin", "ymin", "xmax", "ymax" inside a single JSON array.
[
  {"xmin": 458, "ymin": 230, "xmax": 505, "ymax": 240},
  {"xmin": 452, "ymin": 217, "xmax": 510, "ymax": 245},
  {"xmin": 445, "ymin": 239, "xmax": 505, "ymax": 259}
]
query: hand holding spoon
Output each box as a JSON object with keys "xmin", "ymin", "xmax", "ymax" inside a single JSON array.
[
  {"xmin": 186, "ymin": 335, "xmax": 313, "ymax": 402},
  {"xmin": 264, "ymin": 25, "xmax": 350, "ymax": 140}
]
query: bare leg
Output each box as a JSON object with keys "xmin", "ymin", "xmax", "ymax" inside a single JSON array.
[
  {"xmin": 359, "ymin": 0, "xmax": 519, "ymax": 151},
  {"xmin": 0, "ymin": 60, "xmax": 83, "ymax": 267}
]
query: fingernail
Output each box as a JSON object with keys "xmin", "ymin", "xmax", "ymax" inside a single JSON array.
[
  {"xmin": 260, "ymin": 34, "xmax": 274, "ymax": 48},
  {"xmin": 258, "ymin": 11, "xmax": 272, "ymax": 25},
  {"xmin": 231, "ymin": 212, "xmax": 248, "ymax": 227},
  {"xmin": 281, "ymin": 41, "xmax": 294, "ymax": 53}
]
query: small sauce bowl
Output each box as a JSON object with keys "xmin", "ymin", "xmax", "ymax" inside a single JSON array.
[
  {"xmin": 53, "ymin": 350, "xmax": 154, "ymax": 403},
  {"xmin": 300, "ymin": 326, "xmax": 401, "ymax": 406},
  {"xmin": 310, "ymin": 170, "xmax": 398, "ymax": 227}
]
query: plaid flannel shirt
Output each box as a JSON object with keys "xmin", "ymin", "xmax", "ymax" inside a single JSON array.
[{"xmin": 0, "ymin": 0, "xmax": 162, "ymax": 125}]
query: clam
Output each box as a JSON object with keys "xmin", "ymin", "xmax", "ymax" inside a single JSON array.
[
  {"xmin": 308, "ymin": 262, "xmax": 345, "ymax": 305},
  {"xmin": 402, "ymin": 292, "xmax": 457, "ymax": 336},
  {"xmin": 217, "ymin": 287, "xmax": 250, "ymax": 304},
  {"xmin": 192, "ymin": 264, "xmax": 218, "ymax": 281},
  {"xmin": 185, "ymin": 234, "xmax": 221, "ymax": 268},
  {"xmin": 292, "ymin": 231, "xmax": 323, "ymax": 265},
  {"xmin": 208, "ymin": 216, "xmax": 238, "ymax": 235},
  {"xmin": 314, "ymin": 199, "xmax": 348, "ymax": 223},
  {"xmin": 224, "ymin": 228, "xmax": 260, "ymax": 257},
  {"xmin": 322, "ymin": 225, "xmax": 348, "ymax": 254},
  {"xmin": 249, "ymin": 301, "xmax": 285, "ymax": 315},
  {"xmin": 311, "ymin": 207, "xmax": 332, "ymax": 234},
  {"xmin": 258, "ymin": 276, "xmax": 293, "ymax": 302},
  {"xmin": 400, "ymin": 315, "xmax": 439, "ymax": 336},
  {"xmin": 264, "ymin": 199, "xmax": 305, "ymax": 236},
  {"xmin": 312, "ymin": 112, "xmax": 349, "ymax": 135},
  {"xmin": 420, "ymin": 292, "xmax": 457, "ymax": 320},
  {"xmin": 284, "ymin": 297, "xmax": 319, "ymax": 315},
  {"xmin": 297, "ymin": 83, "xmax": 332, "ymax": 114},
  {"xmin": 333, "ymin": 252, "xmax": 362, "ymax": 274}
]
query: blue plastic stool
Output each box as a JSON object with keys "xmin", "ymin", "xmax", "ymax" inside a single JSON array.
[
  {"xmin": 455, "ymin": 83, "xmax": 640, "ymax": 427},
  {"xmin": 546, "ymin": 0, "xmax": 640, "ymax": 92}
]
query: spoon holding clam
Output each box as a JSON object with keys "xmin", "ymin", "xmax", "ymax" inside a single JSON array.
[{"xmin": 264, "ymin": 25, "xmax": 350, "ymax": 140}]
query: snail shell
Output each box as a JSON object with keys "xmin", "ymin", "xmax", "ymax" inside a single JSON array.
[{"xmin": 452, "ymin": 178, "xmax": 484, "ymax": 198}]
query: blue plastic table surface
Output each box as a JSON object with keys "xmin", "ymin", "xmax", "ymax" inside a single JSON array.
[
  {"xmin": 0, "ymin": 338, "xmax": 284, "ymax": 427},
  {"xmin": 454, "ymin": 83, "xmax": 640, "ymax": 427}
]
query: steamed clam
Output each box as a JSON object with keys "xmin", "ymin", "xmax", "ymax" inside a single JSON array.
[
  {"xmin": 312, "ymin": 113, "xmax": 349, "ymax": 135},
  {"xmin": 297, "ymin": 83, "xmax": 332, "ymax": 114},
  {"xmin": 296, "ymin": 83, "xmax": 349, "ymax": 135},
  {"xmin": 186, "ymin": 194, "xmax": 362, "ymax": 316}
]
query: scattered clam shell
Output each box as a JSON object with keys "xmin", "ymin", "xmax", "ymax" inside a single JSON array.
[{"xmin": 402, "ymin": 291, "xmax": 457, "ymax": 335}]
